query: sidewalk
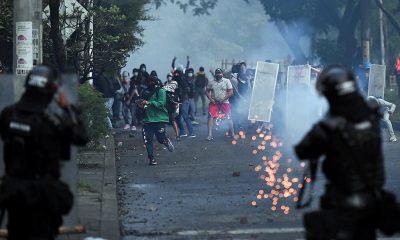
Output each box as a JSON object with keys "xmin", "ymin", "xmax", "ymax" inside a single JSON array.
[{"xmin": 76, "ymin": 136, "xmax": 120, "ymax": 240}]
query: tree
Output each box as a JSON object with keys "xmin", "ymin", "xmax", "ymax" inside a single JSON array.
[
  {"xmin": 43, "ymin": 0, "xmax": 150, "ymax": 81},
  {"xmin": 154, "ymin": 0, "xmax": 400, "ymax": 66},
  {"xmin": 0, "ymin": 0, "xmax": 13, "ymax": 71}
]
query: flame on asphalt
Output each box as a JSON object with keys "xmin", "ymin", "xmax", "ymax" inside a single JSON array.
[{"xmin": 231, "ymin": 127, "xmax": 308, "ymax": 215}]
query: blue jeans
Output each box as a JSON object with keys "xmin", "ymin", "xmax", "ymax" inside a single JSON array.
[
  {"xmin": 179, "ymin": 100, "xmax": 194, "ymax": 135},
  {"xmin": 142, "ymin": 122, "xmax": 168, "ymax": 160},
  {"xmin": 105, "ymin": 98, "xmax": 114, "ymax": 129}
]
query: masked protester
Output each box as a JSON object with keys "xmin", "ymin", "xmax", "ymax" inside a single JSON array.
[
  {"xmin": 295, "ymin": 65, "xmax": 400, "ymax": 240},
  {"xmin": 205, "ymin": 68, "xmax": 235, "ymax": 141},
  {"xmin": 178, "ymin": 68, "xmax": 196, "ymax": 138},
  {"xmin": 0, "ymin": 65, "xmax": 88, "ymax": 240},
  {"xmin": 139, "ymin": 76, "xmax": 174, "ymax": 165},
  {"xmin": 194, "ymin": 67, "xmax": 209, "ymax": 116}
]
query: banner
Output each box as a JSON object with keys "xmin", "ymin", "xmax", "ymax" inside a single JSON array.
[
  {"xmin": 16, "ymin": 22, "xmax": 33, "ymax": 76},
  {"xmin": 368, "ymin": 64, "xmax": 386, "ymax": 98},
  {"xmin": 248, "ymin": 62, "xmax": 279, "ymax": 122}
]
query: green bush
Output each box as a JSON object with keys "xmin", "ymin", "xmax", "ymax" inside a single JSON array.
[{"xmin": 78, "ymin": 83, "xmax": 108, "ymax": 148}]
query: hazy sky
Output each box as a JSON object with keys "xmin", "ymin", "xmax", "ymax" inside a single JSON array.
[{"xmin": 124, "ymin": 0, "xmax": 291, "ymax": 78}]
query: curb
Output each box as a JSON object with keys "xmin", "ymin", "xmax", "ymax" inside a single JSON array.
[{"xmin": 100, "ymin": 136, "xmax": 120, "ymax": 239}]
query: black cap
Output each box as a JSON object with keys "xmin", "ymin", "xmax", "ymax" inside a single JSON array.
[
  {"xmin": 199, "ymin": 67, "xmax": 205, "ymax": 72},
  {"xmin": 215, "ymin": 68, "xmax": 223, "ymax": 74}
]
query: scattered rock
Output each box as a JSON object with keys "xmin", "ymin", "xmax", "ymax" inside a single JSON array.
[
  {"xmin": 240, "ymin": 217, "xmax": 248, "ymax": 224},
  {"xmin": 232, "ymin": 172, "xmax": 241, "ymax": 177}
]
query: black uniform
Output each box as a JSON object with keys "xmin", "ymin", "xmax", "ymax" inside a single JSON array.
[
  {"xmin": 0, "ymin": 76, "xmax": 88, "ymax": 239},
  {"xmin": 295, "ymin": 65, "xmax": 399, "ymax": 240}
]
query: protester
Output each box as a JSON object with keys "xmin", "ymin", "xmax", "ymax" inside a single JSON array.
[
  {"xmin": 150, "ymin": 70, "xmax": 163, "ymax": 86},
  {"xmin": 0, "ymin": 65, "xmax": 88, "ymax": 240},
  {"xmin": 121, "ymin": 71, "xmax": 137, "ymax": 131},
  {"xmin": 175, "ymin": 67, "xmax": 196, "ymax": 138},
  {"xmin": 164, "ymin": 72, "xmax": 181, "ymax": 140},
  {"xmin": 138, "ymin": 75, "xmax": 174, "ymax": 165},
  {"xmin": 205, "ymin": 68, "xmax": 234, "ymax": 140},
  {"xmin": 94, "ymin": 73, "xmax": 120, "ymax": 129},
  {"xmin": 185, "ymin": 67, "xmax": 197, "ymax": 124},
  {"xmin": 295, "ymin": 65, "xmax": 400, "ymax": 239},
  {"xmin": 112, "ymin": 73, "xmax": 125, "ymax": 122},
  {"xmin": 172, "ymin": 56, "xmax": 190, "ymax": 72},
  {"xmin": 194, "ymin": 67, "xmax": 208, "ymax": 116},
  {"xmin": 0, "ymin": 60, "xmax": 6, "ymax": 74},
  {"xmin": 367, "ymin": 96, "xmax": 397, "ymax": 142},
  {"xmin": 136, "ymin": 64, "xmax": 150, "ymax": 124}
]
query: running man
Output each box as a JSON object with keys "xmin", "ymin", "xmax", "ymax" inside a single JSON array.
[{"xmin": 205, "ymin": 68, "xmax": 234, "ymax": 140}]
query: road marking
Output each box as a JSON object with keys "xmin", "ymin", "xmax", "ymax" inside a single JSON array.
[
  {"xmin": 177, "ymin": 227, "xmax": 304, "ymax": 236},
  {"xmin": 296, "ymin": 239, "xmax": 400, "ymax": 240}
]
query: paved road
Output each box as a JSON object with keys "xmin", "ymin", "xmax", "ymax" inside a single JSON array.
[{"xmin": 115, "ymin": 115, "xmax": 400, "ymax": 240}]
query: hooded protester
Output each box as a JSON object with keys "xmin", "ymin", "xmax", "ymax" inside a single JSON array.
[
  {"xmin": 136, "ymin": 64, "xmax": 150, "ymax": 124},
  {"xmin": 194, "ymin": 67, "xmax": 209, "ymax": 116},
  {"xmin": 295, "ymin": 65, "xmax": 400, "ymax": 239},
  {"xmin": 175, "ymin": 66, "xmax": 195, "ymax": 137},
  {"xmin": 139, "ymin": 75, "xmax": 174, "ymax": 165},
  {"xmin": 0, "ymin": 65, "xmax": 88, "ymax": 240}
]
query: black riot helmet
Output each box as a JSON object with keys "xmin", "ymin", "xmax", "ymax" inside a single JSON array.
[
  {"xmin": 316, "ymin": 65, "xmax": 358, "ymax": 100},
  {"xmin": 25, "ymin": 65, "xmax": 58, "ymax": 94}
]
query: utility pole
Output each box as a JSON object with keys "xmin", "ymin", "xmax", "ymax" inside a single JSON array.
[
  {"xmin": 361, "ymin": 0, "xmax": 372, "ymax": 65},
  {"xmin": 379, "ymin": 0, "xmax": 385, "ymax": 66},
  {"xmin": 13, "ymin": 0, "xmax": 42, "ymax": 98}
]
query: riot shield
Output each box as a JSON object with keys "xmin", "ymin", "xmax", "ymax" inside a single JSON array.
[
  {"xmin": 368, "ymin": 64, "xmax": 386, "ymax": 98},
  {"xmin": 60, "ymin": 73, "xmax": 79, "ymax": 106},
  {"xmin": 286, "ymin": 65, "xmax": 321, "ymax": 143},
  {"xmin": 248, "ymin": 62, "xmax": 279, "ymax": 122}
]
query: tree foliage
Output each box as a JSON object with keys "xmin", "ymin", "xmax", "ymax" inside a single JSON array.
[
  {"xmin": 43, "ymin": 0, "xmax": 150, "ymax": 81},
  {"xmin": 0, "ymin": 0, "xmax": 150, "ymax": 79},
  {"xmin": 154, "ymin": 0, "xmax": 400, "ymax": 67}
]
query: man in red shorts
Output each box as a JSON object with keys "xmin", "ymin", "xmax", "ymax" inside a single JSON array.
[{"xmin": 205, "ymin": 68, "xmax": 235, "ymax": 140}]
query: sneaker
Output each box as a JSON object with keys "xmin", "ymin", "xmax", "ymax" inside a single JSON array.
[
  {"xmin": 180, "ymin": 133, "xmax": 188, "ymax": 137},
  {"xmin": 389, "ymin": 136, "xmax": 397, "ymax": 142},
  {"xmin": 192, "ymin": 121, "xmax": 200, "ymax": 125},
  {"xmin": 149, "ymin": 159, "xmax": 158, "ymax": 165},
  {"xmin": 123, "ymin": 124, "xmax": 130, "ymax": 130},
  {"xmin": 164, "ymin": 138, "xmax": 175, "ymax": 152},
  {"xmin": 176, "ymin": 136, "xmax": 181, "ymax": 142},
  {"xmin": 205, "ymin": 136, "xmax": 214, "ymax": 141},
  {"xmin": 188, "ymin": 134, "xmax": 196, "ymax": 138},
  {"xmin": 130, "ymin": 125, "xmax": 137, "ymax": 131}
]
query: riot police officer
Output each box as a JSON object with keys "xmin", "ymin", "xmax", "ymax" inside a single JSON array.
[
  {"xmin": 295, "ymin": 65, "xmax": 399, "ymax": 239},
  {"xmin": 0, "ymin": 65, "xmax": 88, "ymax": 240}
]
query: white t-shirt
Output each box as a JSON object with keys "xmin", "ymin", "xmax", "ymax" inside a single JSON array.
[{"xmin": 207, "ymin": 77, "xmax": 233, "ymax": 103}]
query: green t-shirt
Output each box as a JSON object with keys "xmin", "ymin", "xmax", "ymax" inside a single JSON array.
[{"xmin": 143, "ymin": 88, "xmax": 169, "ymax": 123}]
